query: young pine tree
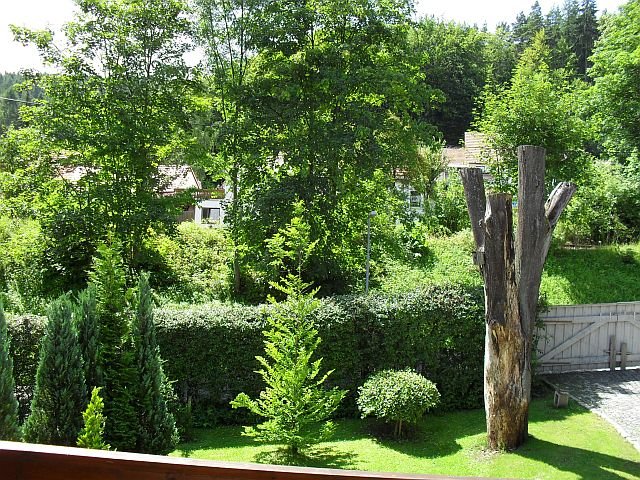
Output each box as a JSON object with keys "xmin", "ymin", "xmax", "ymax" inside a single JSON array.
[
  {"xmin": 232, "ymin": 202, "xmax": 346, "ymax": 454},
  {"xmin": 75, "ymin": 285, "xmax": 101, "ymax": 390},
  {"xmin": 0, "ymin": 301, "xmax": 21, "ymax": 441},
  {"xmin": 24, "ymin": 295, "xmax": 87, "ymax": 445},
  {"xmin": 77, "ymin": 387, "xmax": 110, "ymax": 450},
  {"xmin": 132, "ymin": 273, "xmax": 178, "ymax": 454}
]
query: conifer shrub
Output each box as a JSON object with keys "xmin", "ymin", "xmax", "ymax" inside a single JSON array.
[
  {"xmin": 231, "ymin": 204, "xmax": 346, "ymax": 453},
  {"xmin": 0, "ymin": 301, "xmax": 20, "ymax": 440},
  {"xmin": 75, "ymin": 286, "xmax": 101, "ymax": 390},
  {"xmin": 357, "ymin": 369, "xmax": 440, "ymax": 438},
  {"xmin": 132, "ymin": 273, "xmax": 178, "ymax": 454},
  {"xmin": 77, "ymin": 387, "xmax": 109, "ymax": 450},
  {"xmin": 23, "ymin": 295, "xmax": 86, "ymax": 445}
]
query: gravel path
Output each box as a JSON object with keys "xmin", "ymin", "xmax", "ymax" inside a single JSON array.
[{"xmin": 544, "ymin": 369, "xmax": 640, "ymax": 451}]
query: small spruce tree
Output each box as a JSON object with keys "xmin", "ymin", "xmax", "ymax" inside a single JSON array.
[
  {"xmin": 77, "ymin": 387, "xmax": 110, "ymax": 450},
  {"xmin": 24, "ymin": 295, "xmax": 87, "ymax": 445},
  {"xmin": 0, "ymin": 301, "xmax": 21, "ymax": 441},
  {"xmin": 75, "ymin": 286, "xmax": 101, "ymax": 390},
  {"xmin": 132, "ymin": 273, "xmax": 178, "ymax": 454},
  {"xmin": 232, "ymin": 202, "xmax": 346, "ymax": 454}
]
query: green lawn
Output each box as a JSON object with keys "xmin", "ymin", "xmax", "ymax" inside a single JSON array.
[
  {"xmin": 379, "ymin": 231, "xmax": 640, "ymax": 306},
  {"xmin": 171, "ymin": 394, "xmax": 640, "ymax": 479}
]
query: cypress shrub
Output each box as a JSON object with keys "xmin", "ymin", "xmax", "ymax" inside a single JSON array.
[
  {"xmin": 75, "ymin": 285, "xmax": 101, "ymax": 390},
  {"xmin": 0, "ymin": 301, "xmax": 20, "ymax": 440},
  {"xmin": 89, "ymin": 243, "xmax": 137, "ymax": 451},
  {"xmin": 23, "ymin": 295, "xmax": 86, "ymax": 445},
  {"xmin": 132, "ymin": 273, "xmax": 178, "ymax": 454}
]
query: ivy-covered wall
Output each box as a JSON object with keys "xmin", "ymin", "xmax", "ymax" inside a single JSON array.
[{"xmin": 8, "ymin": 285, "xmax": 485, "ymax": 424}]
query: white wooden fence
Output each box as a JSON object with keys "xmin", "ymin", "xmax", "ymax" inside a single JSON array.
[{"xmin": 536, "ymin": 302, "xmax": 640, "ymax": 373}]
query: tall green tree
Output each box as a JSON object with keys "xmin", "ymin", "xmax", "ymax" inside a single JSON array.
[
  {"xmin": 23, "ymin": 295, "xmax": 86, "ymax": 446},
  {"xmin": 132, "ymin": 273, "xmax": 178, "ymax": 454},
  {"xmin": 0, "ymin": 301, "xmax": 21, "ymax": 441},
  {"xmin": 194, "ymin": 0, "xmax": 259, "ymax": 294},
  {"xmin": 207, "ymin": 0, "xmax": 434, "ymax": 295},
  {"xmin": 10, "ymin": 0, "xmax": 194, "ymax": 280},
  {"xmin": 589, "ymin": 0, "xmax": 640, "ymax": 160},
  {"xmin": 476, "ymin": 30, "xmax": 589, "ymax": 190},
  {"xmin": 409, "ymin": 19, "xmax": 487, "ymax": 144}
]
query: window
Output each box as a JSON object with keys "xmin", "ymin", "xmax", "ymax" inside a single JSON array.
[{"xmin": 202, "ymin": 207, "xmax": 221, "ymax": 223}]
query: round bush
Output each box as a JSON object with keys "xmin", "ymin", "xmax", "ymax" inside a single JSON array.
[{"xmin": 357, "ymin": 369, "xmax": 440, "ymax": 436}]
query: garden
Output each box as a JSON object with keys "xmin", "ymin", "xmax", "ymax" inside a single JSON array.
[{"xmin": 2, "ymin": 0, "xmax": 640, "ymax": 479}]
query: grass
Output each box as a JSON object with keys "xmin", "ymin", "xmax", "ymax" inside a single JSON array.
[
  {"xmin": 378, "ymin": 229, "xmax": 640, "ymax": 306},
  {"xmin": 171, "ymin": 393, "xmax": 640, "ymax": 480}
]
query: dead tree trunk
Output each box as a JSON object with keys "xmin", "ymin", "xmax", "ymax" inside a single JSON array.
[{"xmin": 460, "ymin": 146, "xmax": 576, "ymax": 450}]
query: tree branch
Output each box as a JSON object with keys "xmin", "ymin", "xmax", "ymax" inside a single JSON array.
[{"xmin": 459, "ymin": 167, "xmax": 486, "ymax": 251}]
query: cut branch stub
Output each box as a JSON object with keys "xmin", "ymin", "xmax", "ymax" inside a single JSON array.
[{"xmin": 459, "ymin": 167, "xmax": 486, "ymax": 251}]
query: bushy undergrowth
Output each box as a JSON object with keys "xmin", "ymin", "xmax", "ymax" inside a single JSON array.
[{"xmin": 8, "ymin": 285, "xmax": 485, "ymax": 425}]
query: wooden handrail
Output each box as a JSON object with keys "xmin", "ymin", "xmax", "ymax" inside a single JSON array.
[{"xmin": 0, "ymin": 441, "xmax": 510, "ymax": 480}]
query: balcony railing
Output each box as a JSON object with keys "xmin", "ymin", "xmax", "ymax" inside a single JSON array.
[{"xmin": 0, "ymin": 441, "xmax": 508, "ymax": 480}]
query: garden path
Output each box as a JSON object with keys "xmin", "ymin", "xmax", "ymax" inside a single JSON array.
[{"xmin": 544, "ymin": 369, "xmax": 640, "ymax": 451}]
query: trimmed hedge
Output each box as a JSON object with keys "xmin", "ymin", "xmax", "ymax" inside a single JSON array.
[{"xmin": 8, "ymin": 286, "xmax": 485, "ymax": 424}]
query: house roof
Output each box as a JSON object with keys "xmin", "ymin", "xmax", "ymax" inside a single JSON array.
[{"xmin": 55, "ymin": 164, "xmax": 202, "ymax": 194}]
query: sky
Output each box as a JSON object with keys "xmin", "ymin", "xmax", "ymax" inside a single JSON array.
[{"xmin": 0, "ymin": 0, "xmax": 628, "ymax": 73}]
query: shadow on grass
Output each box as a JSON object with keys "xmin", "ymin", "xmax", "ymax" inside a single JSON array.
[
  {"xmin": 366, "ymin": 409, "xmax": 486, "ymax": 459},
  {"xmin": 254, "ymin": 447, "xmax": 357, "ymax": 469},
  {"xmin": 515, "ymin": 435, "xmax": 640, "ymax": 480}
]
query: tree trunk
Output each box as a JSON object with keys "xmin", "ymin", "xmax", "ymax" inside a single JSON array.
[{"xmin": 460, "ymin": 146, "xmax": 576, "ymax": 450}]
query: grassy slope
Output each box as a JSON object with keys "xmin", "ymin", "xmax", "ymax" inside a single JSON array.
[
  {"xmin": 171, "ymin": 393, "xmax": 640, "ymax": 480},
  {"xmin": 378, "ymin": 230, "xmax": 640, "ymax": 306}
]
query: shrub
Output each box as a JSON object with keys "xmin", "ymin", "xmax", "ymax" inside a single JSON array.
[
  {"xmin": 132, "ymin": 273, "xmax": 178, "ymax": 454},
  {"xmin": 77, "ymin": 387, "xmax": 109, "ymax": 450},
  {"xmin": 357, "ymin": 369, "xmax": 440, "ymax": 438},
  {"xmin": 153, "ymin": 223, "xmax": 232, "ymax": 301},
  {"xmin": 0, "ymin": 301, "xmax": 20, "ymax": 440},
  {"xmin": 8, "ymin": 285, "xmax": 485, "ymax": 423},
  {"xmin": 23, "ymin": 295, "xmax": 86, "ymax": 446}
]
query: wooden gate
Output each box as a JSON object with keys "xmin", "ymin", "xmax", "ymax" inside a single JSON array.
[{"xmin": 536, "ymin": 302, "xmax": 640, "ymax": 373}]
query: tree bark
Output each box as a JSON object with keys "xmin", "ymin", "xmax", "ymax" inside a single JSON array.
[{"xmin": 459, "ymin": 146, "xmax": 576, "ymax": 450}]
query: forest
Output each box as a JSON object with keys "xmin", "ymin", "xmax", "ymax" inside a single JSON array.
[{"xmin": 0, "ymin": 0, "xmax": 639, "ymax": 309}]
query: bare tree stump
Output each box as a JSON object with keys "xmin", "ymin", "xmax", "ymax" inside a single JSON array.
[{"xmin": 460, "ymin": 146, "xmax": 576, "ymax": 450}]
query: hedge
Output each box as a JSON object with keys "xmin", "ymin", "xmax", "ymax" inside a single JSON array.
[{"xmin": 7, "ymin": 285, "xmax": 485, "ymax": 424}]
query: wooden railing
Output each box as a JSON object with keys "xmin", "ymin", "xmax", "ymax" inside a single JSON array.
[{"xmin": 0, "ymin": 441, "xmax": 508, "ymax": 480}]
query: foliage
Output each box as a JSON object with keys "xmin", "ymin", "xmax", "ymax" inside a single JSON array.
[
  {"xmin": 0, "ymin": 72, "xmax": 44, "ymax": 134},
  {"xmin": 132, "ymin": 273, "xmax": 178, "ymax": 454},
  {"xmin": 232, "ymin": 211, "xmax": 346, "ymax": 453},
  {"xmin": 152, "ymin": 222, "xmax": 233, "ymax": 302},
  {"xmin": 0, "ymin": 217, "xmax": 47, "ymax": 313},
  {"xmin": 23, "ymin": 294, "xmax": 86, "ymax": 446},
  {"xmin": 77, "ymin": 387, "xmax": 110, "ymax": 450},
  {"xmin": 196, "ymin": 0, "xmax": 436, "ymax": 296},
  {"xmin": 556, "ymin": 160, "xmax": 629, "ymax": 244},
  {"xmin": 75, "ymin": 286, "xmax": 101, "ymax": 390},
  {"xmin": 10, "ymin": 285, "xmax": 485, "ymax": 425},
  {"xmin": 0, "ymin": 302, "xmax": 20, "ymax": 441},
  {"xmin": 589, "ymin": 0, "xmax": 640, "ymax": 161},
  {"xmin": 476, "ymin": 30, "xmax": 589, "ymax": 191},
  {"xmin": 357, "ymin": 369, "xmax": 440, "ymax": 438},
  {"xmin": 89, "ymin": 242, "xmax": 138, "ymax": 451},
  {"xmin": 9, "ymin": 0, "xmax": 195, "ymax": 278},
  {"xmin": 409, "ymin": 19, "xmax": 488, "ymax": 144}
]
